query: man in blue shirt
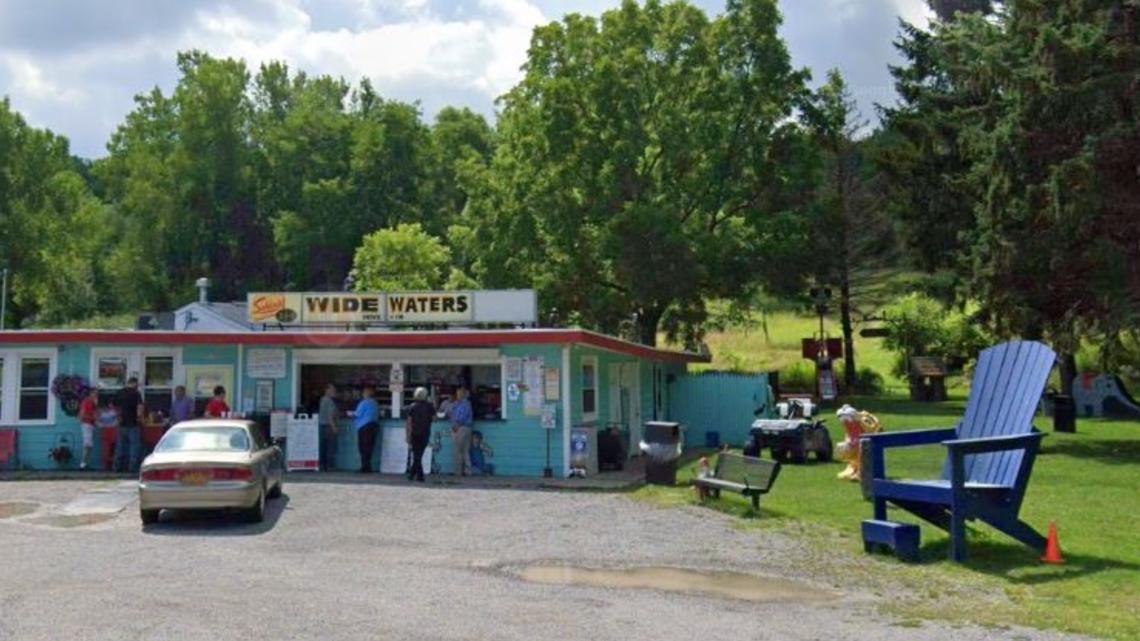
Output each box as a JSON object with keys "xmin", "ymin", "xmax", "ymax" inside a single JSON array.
[
  {"xmin": 449, "ymin": 388, "xmax": 474, "ymax": 476},
  {"xmin": 354, "ymin": 386, "xmax": 381, "ymax": 473}
]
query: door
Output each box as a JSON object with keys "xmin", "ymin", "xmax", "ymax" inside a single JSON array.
[
  {"xmin": 622, "ymin": 365, "xmax": 641, "ymax": 457},
  {"xmin": 608, "ymin": 362, "xmax": 642, "ymax": 457}
]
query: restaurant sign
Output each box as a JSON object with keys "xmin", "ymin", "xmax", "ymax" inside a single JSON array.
[{"xmin": 248, "ymin": 291, "xmax": 477, "ymax": 325}]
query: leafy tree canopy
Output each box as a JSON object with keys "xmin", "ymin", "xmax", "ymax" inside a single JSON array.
[{"xmin": 468, "ymin": 0, "xmax": 815, "ymax": 346}]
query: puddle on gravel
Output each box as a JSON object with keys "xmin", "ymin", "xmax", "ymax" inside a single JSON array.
[
  {"xmin": 519, "ymin": 566, "xmax": 836, "ymax": 603},
  {"xmin": 0, "ymin": 502, "xmax": 40, "ymax": 519},
  {"xmin": 25, "ymin": 513, "xmax": 116, "ymax": 528}
]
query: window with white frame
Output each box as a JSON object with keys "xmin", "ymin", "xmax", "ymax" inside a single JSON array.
[
  {"xmin": 144, "ymin": 356, "xmax": 175, "ymax": 415},
  {"xmin": 18, "ymin": 358, "xmax": 51, "ymax": 421},
  {"xmin": 581, "ymin": 356, "xmax": 597, "ymax": 422},
  {"xmin": 0, "ymin": 350, "xmax": 58, "ymax": 424},
  {"xmin": 91, "ymin": 349, "xmax": 180, "ymax": 418}
]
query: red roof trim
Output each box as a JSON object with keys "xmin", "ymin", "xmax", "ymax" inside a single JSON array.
[{"xmin": 0, "ymin": 329, "xmax": 707, "ymax": 364}]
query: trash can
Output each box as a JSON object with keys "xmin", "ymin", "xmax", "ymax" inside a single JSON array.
[
  {"xmin": 704, "ymin": 431, "xmax": 721, "ymax": 449},
  {"xmin": 569, "ymin": 426, "xmax": 598, "ymax": 476},
  {"xmin": 641, "ymin": 421, "xmax": 683, "ymax": 486},
  {"xmin": 1052, "ymin": 394, "xmax": 1076, "ymax": 433}
]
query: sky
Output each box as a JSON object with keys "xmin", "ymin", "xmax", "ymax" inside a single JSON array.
[{"xmin": 0, "ymin": 0, "xmax": 932, "ymax": 159}]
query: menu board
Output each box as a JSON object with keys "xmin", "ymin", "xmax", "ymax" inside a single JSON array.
[
  {"xmin": 286, "ymin": 414, "xmax": 320, "ymax": 471},
  {"xmin": 270, "ymin": 411, "xmax": 289, "ymax": 438},
  {"xmin": 247, "ymin": 349, "xmax": 287, "ymax": 379},
  {"xmin": 379, "ymin": 427, "xmax": 432, "ymax": 475},
  {"xmin": 523, "ymin": 357, "xmax": 544, "ymax": 416}
]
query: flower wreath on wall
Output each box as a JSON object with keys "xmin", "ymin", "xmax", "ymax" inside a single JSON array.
[{"xmin": 51, "ymin": 374, "xmax": 93, "ymax": 417}]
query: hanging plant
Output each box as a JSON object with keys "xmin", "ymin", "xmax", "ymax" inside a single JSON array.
[{"xmin": 51, "ymin": 375, "xmax": 93, "ymax": 417}]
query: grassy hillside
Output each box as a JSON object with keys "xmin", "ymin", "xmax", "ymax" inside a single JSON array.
[
  {"xmin": 672, "ymin": 268, "xmax": 971, "ymax": 393},
  {"xmin": 692, "ymin": 310, "xmax": 908, "ymax": 392}
]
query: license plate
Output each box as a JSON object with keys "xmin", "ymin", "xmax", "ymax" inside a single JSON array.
[{"xmin": 179, "ymin": 471, "xmax": 210, "ymax": 486}]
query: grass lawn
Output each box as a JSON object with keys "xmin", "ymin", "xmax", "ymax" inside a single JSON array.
[{"xmin": 635, "ymin": 396, "xmax": 1140, "ymax": 640}]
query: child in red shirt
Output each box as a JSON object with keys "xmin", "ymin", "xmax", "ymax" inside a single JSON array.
[{"xmin": 204, "ymin": 386, "xmax": 230, "ymax": 418}]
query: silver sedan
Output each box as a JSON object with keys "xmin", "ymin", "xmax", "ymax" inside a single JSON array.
[{"xmin": 138, "ymin": 420, "xmax": 284, "ymax": 525}]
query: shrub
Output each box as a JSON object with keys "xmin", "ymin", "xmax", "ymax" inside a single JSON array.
[
  {"xmin": 882, "ymin": 293, "xmax": 991, "ymax": 377},
  {"xmin": 851, "ymin": 367, "xmax": 885, "ymax": 395},
  {"xmin": 940, "ymin": 307, "xmax": 992, "ymax": 370},
  {"xmin": 882, "ymin": 293, "xmax": 947, "ymax": 377},
  {"xmin": 779, "ymin": 361, "xmax": 816, "ymax": 393}
]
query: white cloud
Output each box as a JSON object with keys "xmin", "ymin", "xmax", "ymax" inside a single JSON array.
[
  {"xmin": 2, "ymin": 56, "xmax": 85, "ymax": 103},
  {"xmin": 0, "ymin": 1, "xmax": 921, "ymax": 157},
  {"xmin": 891, "ymin": 0, "xmax": 933, "ymax": 27}
]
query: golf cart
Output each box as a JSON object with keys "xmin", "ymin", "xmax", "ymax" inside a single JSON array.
[{"xmin": 743, "ymin": 396, "xmax": 833, "ymax": 464}]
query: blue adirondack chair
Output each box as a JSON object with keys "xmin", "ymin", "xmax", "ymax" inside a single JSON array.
[{"xmin": 865, "ymin": 341, "xmax": 1056, "ymax": 562}]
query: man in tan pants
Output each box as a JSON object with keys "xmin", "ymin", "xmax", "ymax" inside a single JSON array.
[{"xmin": 449, "ymin": 388, "xmax": 474, "ymax": 476}]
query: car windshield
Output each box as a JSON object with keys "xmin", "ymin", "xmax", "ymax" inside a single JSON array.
[{"xmin": 155, "ymin": 427, "xmax": 250, "ymax": 453}]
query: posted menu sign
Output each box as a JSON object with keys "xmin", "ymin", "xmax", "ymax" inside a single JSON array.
[{"xmin": 286, "ymin": 414, "xmax": 320, "ymax": 472}]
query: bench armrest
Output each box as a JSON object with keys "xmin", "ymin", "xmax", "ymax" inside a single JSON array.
[
  {"xmin": 864, "ymin": 427, "xmax": 958, "ymax": 449},
  {"xmin": 945, "ymin": 430, "xmax": 1045, "ymax": 492},
  {"xmin": 942, "ymin": 431, "xmax": 1044, "ymax": 455}
]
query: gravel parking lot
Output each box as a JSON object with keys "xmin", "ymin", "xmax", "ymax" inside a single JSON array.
[{"xmin": 0, "ymin": 479, "xmax": 1090, "ymax": 641}]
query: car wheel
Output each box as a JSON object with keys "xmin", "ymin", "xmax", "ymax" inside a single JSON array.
[
  {"xmin": 245, "ymin": 484, "xmax": 266, "ymax": 523},
  {"xmin": 140, "ymin": 508, "xmax": 160, "ymax": 525},
  {"xmin": 267, "ymin": 479, "xmax": 282, "ymax": 499}
]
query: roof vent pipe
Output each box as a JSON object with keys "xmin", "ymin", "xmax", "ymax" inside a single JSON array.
[{"xmin": 195, "ymin": 277, "xmax": 210, "ymax": 304}]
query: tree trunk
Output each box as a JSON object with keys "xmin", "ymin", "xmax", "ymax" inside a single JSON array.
[
  {"xmin": 840, "ymin": 271, "xmax": 856, "ymax": 389},
  {"xmin": 1058, "ymin": 352, "xmax": 1077, "ymax": 398},
  {"xmin": 637, "ymin": 306, "xmax": 664, "ymax": 347}
]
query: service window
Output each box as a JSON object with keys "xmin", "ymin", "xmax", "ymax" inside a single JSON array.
[
  {"xmin": 471, "ymin": 365, "xmax": 503, "ymax": 420},
  {"xmin": 144, "ymin": 356, "xmax": 174, "ymax": 415},
  {"xmin": 18, "ymin": 358, "xmax": 51, "ymax": 421},
  {"xmin": 581, "ymin": 357, "xmax": 597, "ymax": 422},
  {"xmin": 96, "ymin": 356, "xmax": 129, "ymax": 406}
]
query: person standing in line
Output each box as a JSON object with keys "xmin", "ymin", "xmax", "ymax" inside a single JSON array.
[
  {"xmin": 95, "ymin": 399, "xmax": 119, "ymax": 471},
  {"xmin": 449, "ymin": 387, "xmax": 474, "ymax": 476},
  {"xmin": 404, "ymin": 387, "xmax": 434, "ymax": 482},
  {"xmin": 204, "ymin": 385, "xmax": 230, "ymax": 418},
  {"xmin": 170, "ymin": 385, "xmax": 194, "ymax": 425},
  {"xmin": 319, "ymin": 384, "xmax": 340, "ymax": 472},
  {"xmin": 114, "ymin": 377, "xmax": 145, "ymax": 473},
  {"xmin": 354, "ymin": 386, "xmax": 380, "ymax": 473},
  {"xmin": 77, "ymin": 388, "xmax": 99, "ymax": 470}
]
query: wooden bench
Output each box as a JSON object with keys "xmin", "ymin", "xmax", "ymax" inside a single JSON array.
[{"xmin": 693, "ymin": 452, "xmax": 781, "ymax": 510}]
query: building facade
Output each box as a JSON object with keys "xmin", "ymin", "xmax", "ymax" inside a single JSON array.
[{"xmin": 0, "ymin": 328, "xmax": 701, "ymax": 476}]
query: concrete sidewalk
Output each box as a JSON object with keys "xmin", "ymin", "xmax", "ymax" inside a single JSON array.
[{"xmin": 1, "ymin": 465, "xmax": 647, "ymax": 492}]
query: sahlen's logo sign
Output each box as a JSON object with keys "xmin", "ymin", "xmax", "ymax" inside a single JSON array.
[{"xmin": 247, "ymin": 291, "xmax": 474, "ymax": 324}]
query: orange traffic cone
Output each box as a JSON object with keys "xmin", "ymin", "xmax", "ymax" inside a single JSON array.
[{"xmin": 1041, "ymin": 521, "xmax": 1064, "ymax": 564}]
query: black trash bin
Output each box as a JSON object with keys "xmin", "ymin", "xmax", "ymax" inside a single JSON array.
[
  {"xmin": 640, "ymin": 421, "xmax": 682, "ymax": 486},
  {"xmin": 1052, "ymin": 394, "xmax": 1076, "ymax": 433}
]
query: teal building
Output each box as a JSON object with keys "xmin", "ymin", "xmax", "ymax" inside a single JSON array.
[{"xmin": 0, "ymin": 319, "xmax": 704, "ymax": 476}]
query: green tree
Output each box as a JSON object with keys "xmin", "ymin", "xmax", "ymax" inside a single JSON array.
[
  {"xmin": 804, "ymin": 70, "xmax": 895, "ymax": 388},
  {"xmin": 468, "ymin": 0, "xmax": 812, "ymax": 345},
  {"xmin": 351, "ymin": 223, "xmax": 451, "ymax": 291},
  {"xmin": 427, "ymin": 107, "xmax": 495, "ymax": 234},
  {"xmin": 882, "ymin": 1, "xmax": 1140, "ymax": 392},
  {"xmin": 0, "ymin": 99, "xmax": 111, "ymax": 326}
]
